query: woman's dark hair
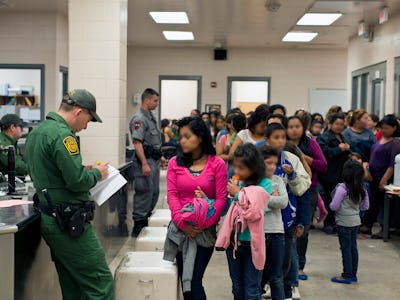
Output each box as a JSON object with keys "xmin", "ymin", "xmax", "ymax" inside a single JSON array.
[
  {"xmin": 379, "ymin": 114, "xmax": 400, "ymax": 137},
  {"xmin": 258, "ymin": 145, "xmax": 279, "ymax": 160},
  {"xmin": 175, "ymin": 117, "xmax": 216, "ymax": 167},
  {"xmin": 269, "ymin": 104, "xmax": 287, "ymax": 116},
  {"xmin": 248, "ymin": 110, "xmax": 267, "ymax": 134},
  {"xmin": 267, "ymin": 114, "xmax": 288, "ymax": 128},
  {"xmin": 210, "ymin": 110, "xmax": 221, "ymax": 119},
  {"xmin": 284, "ymin": 141, "xmax": 303, "ymax": 160},
  {"xmin": 255, "ymin": 104, "xmax": 270, "ymax": 120},
  {"xmin": 328, "ymin": 113, "xmax": 345, "ymax": 125},
  {"xmin": 233, "ymin": 143, "xmax": 265, "ymax": 186},
  {"xmin": 161, "ymin": 119, "xmax": 170, "ymax": 129},
  {"xmin": 232, "ymin": 113, "xmax": 247, "ymax": 132},
  {"xmin": 342, "ymin": 160, "xmax": 366, "ymax": 204},
  {"xmin": 287, "ymin": 116, "xmax": 310, "ymax": 156},
  {"xmin": 265, "ymin": 123, "xmax": 286, "ymax": 138},
  {"xmin": 369, "ymin": 114, "xmax": 379, "ymax": 124},
  {"xmin": 311, "ymin": 113, "xmax": 324, "ymax": 124},
  {"xmin": 311, "ymin": 120, "xmax": 323, "ymax": 127},
  {"xmin": 349, "ymin": 152, "xmax": 363, "ymax": 162},
  {"xmin": 200, "ymin": 112, "xmax": 210, "ymax": 118}
]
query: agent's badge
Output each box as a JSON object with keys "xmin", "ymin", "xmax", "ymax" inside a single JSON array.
[
  {"xmin": 134, "ymin": 121, "xmax": 142, "ymax": 131},
  {"xmin": 63, "ymin": 136, "xmax": 79, "ymax": 155}
]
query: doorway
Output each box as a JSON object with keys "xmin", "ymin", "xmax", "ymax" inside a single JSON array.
[
  {"xmin": 59, "ymin": 66, "xmax": 68, "ymax": 100},
  {"xmin": 351, "ymin": 62, "xmax": 386, "ymax": 117},
  {"xmin": 395, "ymin": 57, "xmax": 400, "ymax": 115},
  {"xmin": 227, "ymin": 77, "xmax": 271, "ymax": 114},
  {"xmin": 159, "ymin": 75, "xmax": 201, "ymax": 120}
]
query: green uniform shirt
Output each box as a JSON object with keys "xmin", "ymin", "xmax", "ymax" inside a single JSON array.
[
  {"xmin": 25, "ymin": 112, "xmax": 101, "ymax": 206},
  {"xmin": 0, "ymin": 131, "xmax": 28, "ymax": 176}
]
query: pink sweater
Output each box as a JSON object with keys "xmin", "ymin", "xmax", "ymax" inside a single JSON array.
[
  {"xmin": 167, "ymin": 155, "xmax": 228, "ymax": 231},
  {"xmin": 215, "ymin": 185, "xmax": 269, "ymax": 270}
]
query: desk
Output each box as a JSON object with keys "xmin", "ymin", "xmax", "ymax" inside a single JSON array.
[
  {"xmin": 383, "ymin": 192, "xmax": 400, "ymax": 242},
  {"xmin": 0, "ymin": 199, "xmax": 38, "ymax": 300}
]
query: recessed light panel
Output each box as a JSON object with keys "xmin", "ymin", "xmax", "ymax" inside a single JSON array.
[
  {"xmin": 297, "ymin": 13, "xmax": 342, "ymax": 26},
  {"xmin": 282, "ymin": 32, "xmax": 318, "ymax": 42},
  {"xmin": 163, "ymin": 31, "xmax": 194, "ymax": 41},
  {"xmin": 149, "ymin": 12, "xmax": 189, "ymax": 24}
]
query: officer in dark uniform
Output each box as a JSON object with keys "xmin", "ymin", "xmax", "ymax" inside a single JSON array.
[
  {"xmin": 129, "ymin": 88, "xmax": 165, "ymax": 237},
  {"xmin": 25, "ymin": 89, "xmax": 114, "ymax": 300}
]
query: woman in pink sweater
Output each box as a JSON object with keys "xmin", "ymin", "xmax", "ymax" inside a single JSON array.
[{"xmin": 167, "ymin": 116, "xmax": 228, "ymax": 300}]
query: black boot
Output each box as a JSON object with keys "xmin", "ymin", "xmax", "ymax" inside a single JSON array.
[{"xmin": 131, "ymin": 220, "xmax": 145, "ymax": 237}]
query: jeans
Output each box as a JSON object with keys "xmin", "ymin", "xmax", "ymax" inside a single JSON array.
[
  {"xmin": 290, "ymin": 234, "xmax": 299, "ymax": 288},
  {"xmin": 176, "ymin": 245, "xmax": 214, "ymax": 300},
  {"xmin": 283, "ymin": 226, "xmax": 295, "ymax": 299},
  {"xmin": 226, "ymin": 244, "xmax": 263, "ymax": 300},
  {"xmin": 262, "ymin": 233, "xmax": 285, "ymax": 300},
  {"xmin": 337, "ymin": 226, "xmax": 359, "ymax": 279},
  {"xmin": 297, "ymin": 187, "xmax": 317, "ymax": 271}
]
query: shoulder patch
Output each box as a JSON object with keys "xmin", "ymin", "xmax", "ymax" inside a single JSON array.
[
  {"xmin": 63, "ymin": 136, "xmax": 79, "ymax": 155},
  {"xmin": 134, "ymin": 120, "xmax": 142, "ymax": 131}
]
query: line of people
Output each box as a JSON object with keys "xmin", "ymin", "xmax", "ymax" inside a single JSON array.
[{"xmin": 163, "ymin": 102, "xmax": 400, "ymax": 300}]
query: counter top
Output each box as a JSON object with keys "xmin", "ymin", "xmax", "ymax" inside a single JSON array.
[{"xmin": 0, "ymin": 197, "xmax": 38, "ymax": 235}]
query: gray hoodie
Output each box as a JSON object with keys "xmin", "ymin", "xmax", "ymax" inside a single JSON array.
[{"xmin": 264, "ymin": 175, "xmax": 288, "ymax": 233}]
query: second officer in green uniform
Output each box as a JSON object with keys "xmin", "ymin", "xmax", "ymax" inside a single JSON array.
[
  {"xmin": 25, "ymin": 89, "xmax": 114, "ymax": 300},
  {"xmin": 0, "ymin": 114, "xmax": 28, "ymax": 176}
]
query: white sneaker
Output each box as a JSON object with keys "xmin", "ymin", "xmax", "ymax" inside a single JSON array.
[
  {"xmin": 285, "ymin": 298, "xmax": 292, "ymax": 300},
  {"xmin": 262, "ymin": 284, "xmax": 271, "ymax": 299},
  {"xmin": 292, "ymin": 286, "xmax": 301, "ymax": 300}
]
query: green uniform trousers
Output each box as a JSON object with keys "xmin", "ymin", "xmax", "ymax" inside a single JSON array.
[{"xmin": 40, "ymin": 214, "xmax": 114, "ymax": 300}]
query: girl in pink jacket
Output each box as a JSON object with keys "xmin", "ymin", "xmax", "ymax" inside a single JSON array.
[{"xmin": 218, "ymin": 143, "xmax": 271, "ymax": 300}]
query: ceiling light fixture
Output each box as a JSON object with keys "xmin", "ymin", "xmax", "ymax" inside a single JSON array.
[
  {"xmin": 282, "ymin": 32, "xmax": 318, "ymax": 42},
  {"xmin": 297, "ymin": 13, "xmax": 342, "ymax": 26},
  {"xmin": 149, "ymin": 12, "xmax": 189, "ymax": 24},
  {"xmin": 163, "ymin": 31, "xmax": 194, "ymax": 41}
]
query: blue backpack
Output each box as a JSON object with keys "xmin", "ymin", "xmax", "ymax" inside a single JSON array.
[{"xmin": 275, "ymin": 151, "xmax": 298, "ymax": 229}]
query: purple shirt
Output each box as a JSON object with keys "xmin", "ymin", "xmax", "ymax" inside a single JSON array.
[
  {"xmin": 308, "ymin": 138, "xmax": 327, "ymax": 188},
  {"xmin": 369, "ymin": 139, "xmax": 400, "ymax": 180}
]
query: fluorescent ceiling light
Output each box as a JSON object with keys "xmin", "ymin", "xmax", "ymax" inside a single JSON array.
[
  {"xmin": 297, "ymin": 13, "xmax": 342, "ymax": 26},
  {"xmin": 282, "ymin": 32, "xmax": 318, "ymax": 42},
  {"xmin": 149, "ymin": 12, "xmax": 189, "ymax": 24},
  {"xmin": 163, "ymin": 31, "xmax": 194, "ymax": 41}
]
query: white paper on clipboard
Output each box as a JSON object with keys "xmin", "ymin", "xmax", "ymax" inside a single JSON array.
[{"xmin": 90, "ymin": 165, "xmax": 127, "ymax": 206}]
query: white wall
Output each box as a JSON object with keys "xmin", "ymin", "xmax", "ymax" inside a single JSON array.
[
  {"xmin": 0, "ymin": 12, "xmax": 68, "ymax": 114},
  {"xmin": 127, "ymin": 46, "xmax": 347, "ymax": 122},
  {"xmin": 347, "ymin": 11, "xmax": 400, "ymax": 114}
]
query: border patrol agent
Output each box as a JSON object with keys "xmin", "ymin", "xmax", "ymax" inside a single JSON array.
[
  {"xmin": 0, "ymin": 114, "xmax": 28, "ymax": 176},
  {"xmin": 129, "ymin": 88, "xmax": 165, "ymax": 237},
  {"xmin": 25, "ymin": 89, "xmax": 114, "ymax": 300}
]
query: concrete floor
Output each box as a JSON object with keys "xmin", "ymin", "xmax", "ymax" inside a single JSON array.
[{"xmin": 113, "ymin": 169, "xmax": 400, "ymax": 300}]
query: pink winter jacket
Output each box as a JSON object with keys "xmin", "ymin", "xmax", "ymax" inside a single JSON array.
[{"xmin": 215, "ymin": 185, "xmax": 269, "ymax": 270}]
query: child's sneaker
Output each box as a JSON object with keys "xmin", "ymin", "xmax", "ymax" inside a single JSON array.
[
  {"xmin": 292, "ymin": 286, "xmax": 301, "ymax": 299},
  {"xmin": 262, "ymin": 284, "xmax": 271, "ymax": 299},
  {"xmin": 331, "ymin": 276, "xmax": 351, "ymax": 284}
]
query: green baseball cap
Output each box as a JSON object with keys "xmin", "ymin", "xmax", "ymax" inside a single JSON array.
[
  {"xmin": 0, "ymin": 114, "xmax": 27, "ymax": 128},
  {"xmin": 62, "ymin": 89, "xmax": 102, "ymax": 122}
]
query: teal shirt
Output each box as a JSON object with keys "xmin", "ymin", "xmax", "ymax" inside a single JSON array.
[
  {"xmin": 25, "ymin": 112, "xmax": 101, "ymax": 206},
  {"xmin": 225, "ymin": 177, "xmax": 272, "ymax": 242},
  {"xmin": 0, "ymin": 131, "xmax": 28, "ymax": 176}
]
